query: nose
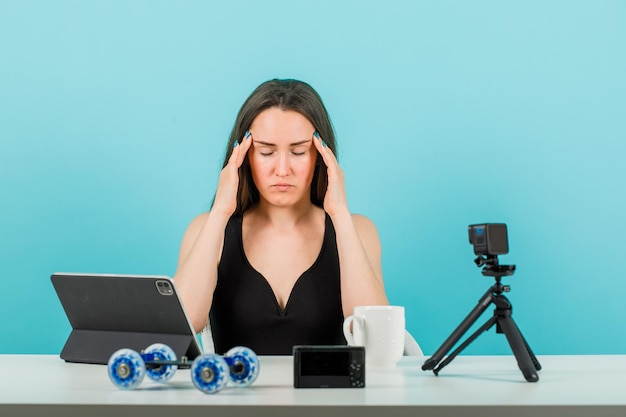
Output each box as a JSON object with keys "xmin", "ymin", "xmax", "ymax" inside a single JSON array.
[{"xmin": 275, "ymin": 152, "xmax": 290, "ymax": 176}]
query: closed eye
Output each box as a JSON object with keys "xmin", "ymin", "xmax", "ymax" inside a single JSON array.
[{"xmin": 291, "ymin": 146, "xmax": 309, "ymax": 156}]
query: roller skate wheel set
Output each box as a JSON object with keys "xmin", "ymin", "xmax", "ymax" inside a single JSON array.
[{"xmin": 107, "ymin": 343, "xmax": 260, "ymax": 394}]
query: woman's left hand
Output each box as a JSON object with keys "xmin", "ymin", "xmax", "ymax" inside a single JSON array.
[{"xmin": 312, "ymin": 132, "xmax": 350, "ymax": 218}]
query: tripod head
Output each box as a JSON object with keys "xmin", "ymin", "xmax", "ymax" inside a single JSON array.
[
  {"xmin": 474, "ymin": 254, "xmax": 516, "ymax": 294},
  {"xmin": 474, "ymin": 254, "xmax": 515, "ymax": 278}
]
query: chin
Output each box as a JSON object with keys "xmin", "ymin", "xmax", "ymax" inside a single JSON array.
[
  {"xmin": 263, "ymin": 194, "xmax": 304, "ymax": 207},
  {"xmin": 268, "ymin": 199, "xmax": 299, "ymax": 207}
]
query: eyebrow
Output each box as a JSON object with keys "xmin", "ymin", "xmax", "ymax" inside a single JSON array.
[{"xmin": 254, "ymin": 139, "xmax": 311, "ymax": 147}]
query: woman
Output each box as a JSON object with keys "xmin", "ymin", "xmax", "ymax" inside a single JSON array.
[{"xmin": 175, "ymin": 79, "xmax": 389, "ymax": 354}]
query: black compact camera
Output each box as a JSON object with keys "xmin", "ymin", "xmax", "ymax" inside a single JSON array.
[
  {"xmin": 293, "ymin": 346, "xmax": 365, "ymax": 388},
  {"xmin": 468, "ymin": 223, "xmax": 509, "ymax": 256}
]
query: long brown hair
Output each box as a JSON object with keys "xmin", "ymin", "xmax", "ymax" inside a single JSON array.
[{"xmin": 221, "ymin": 79, "xmax": 337, "ymax": 215}]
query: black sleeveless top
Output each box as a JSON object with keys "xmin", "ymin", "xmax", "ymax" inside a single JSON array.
[{"xmin": 209, "ymin": 214, "xmax": 345, "ymax": 355}]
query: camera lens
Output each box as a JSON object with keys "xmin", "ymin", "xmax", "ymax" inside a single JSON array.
[{"xmin": 156, "ymin": 280, "xmax": 173, "ymax": 295}]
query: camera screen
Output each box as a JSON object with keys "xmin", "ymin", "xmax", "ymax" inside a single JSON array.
[{"xmin": 300, "ymin": 351, "xmax": 350, "ymax": 376}]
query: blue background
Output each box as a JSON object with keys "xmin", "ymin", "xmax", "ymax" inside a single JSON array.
[{"xmin": 1, "ymin": 0, "xmax": 625, "ymax": 356}]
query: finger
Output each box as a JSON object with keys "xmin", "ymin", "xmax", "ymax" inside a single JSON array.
[
  {"xmin": 233, "ymin": 130, "xmax": 253, "ymax": 167},
  {"xmin": 241, "ymin": 129, "xmax": 253, "ymax": 153},
  {"xmin": 312, "ymin": 131, "xmax": 327, "ymax": 161},
  {"xmin": 313, "ymin": 131, "xmax": 337, "ymax": 168},
  {"xmin": 227, "ymin": 135, "xmax": 243, "ymax": 166},
  {"xmin": 235, "ymin": 130, "xmax": 252, "ymax": 166}
]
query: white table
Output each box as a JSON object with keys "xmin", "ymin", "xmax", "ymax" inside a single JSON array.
[{"xmin": 1, "ymin": 354, "xmax": 625, "ymax": 417}]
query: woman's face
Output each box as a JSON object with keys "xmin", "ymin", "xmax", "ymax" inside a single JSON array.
[{"xmin": 248, "ymin": 107, "xmax": 318, "ymax": 208}]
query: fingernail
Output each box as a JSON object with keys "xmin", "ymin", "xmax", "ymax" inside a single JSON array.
[
  {"xmin": 233, "ymin": 140, "xmax": 239, "ymax": 148},
  {"xmin": 322, "ymin": 140, "xmax": 327, "ymax": 148},
  {"xmin": 313, "ymin": 131, "xmax": 320, "ymax": 139},
  {"xmin": 245, "ymin": 130, "xmax": 251, "ymax": 139}
]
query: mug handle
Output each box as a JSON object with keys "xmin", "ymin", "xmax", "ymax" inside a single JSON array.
[{"xmin": 342, "ymin": 315, "xmax": 363, "ymax": 346}]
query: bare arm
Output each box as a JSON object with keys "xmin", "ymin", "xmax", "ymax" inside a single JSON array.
[
  {"xmin": 312, "ymin": 133, "xmax": 389, "ymax": 317},
  {"xmin": 174, "ymin": 211, "xmax": 230, "ymax": 332},
  {"xmin": 332, "ymin": 212, "xmax": 389, "ymax": 317},
  {"xmin": 174, "ymin": 132, "xmax": 253, "ymax": 332}
]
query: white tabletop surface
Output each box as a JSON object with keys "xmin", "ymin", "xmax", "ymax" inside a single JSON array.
[{"xmin": 1, "ymin": 354, "xmax": 625, "ymax": 417}]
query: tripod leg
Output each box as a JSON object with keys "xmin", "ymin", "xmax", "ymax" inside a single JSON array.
[
  {"xmin": 433, "ymin": 316, "xmax": 497, "ymax": 375},
  {"xmin": 497, "ymin": 315, "xmax": 539, "ymax": 382},
  {"xmin": 422, "ymin": 290, "xmax": 494, "ymax": 371},
  {"xmin": 515, "ymin": 321, "xmax": 542, "ymax": 371},
  {"xmin": 525, "ymin": 338, "xmax": 542, "ymax": 371}
]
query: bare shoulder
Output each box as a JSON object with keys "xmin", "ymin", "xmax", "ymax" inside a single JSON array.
[
  {"xmin": 351, "ymin": 214, "xmax": 380, "ymax": 240},
  {"xmin": 351, "ymin": 214, "xmax": 383, "ymax": 276},
  {"xmin": 177, "ymin": 212, "xmax": 210, "ymax": 264},
  {"xmin": 178, "ymin": 213, "xmax": 209, "ymax": 268},
  {"xmin": 186, "ymin": 212, "xmax": 210, "ymax": 234}
]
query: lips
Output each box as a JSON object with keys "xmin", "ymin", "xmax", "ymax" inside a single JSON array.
[{"xmin": 272, "ymin": 183, "xmax": 293, "ymax": 191}]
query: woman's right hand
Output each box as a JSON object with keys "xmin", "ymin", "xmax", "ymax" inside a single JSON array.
[{"xmin": 211, "ymin": 130, "xmax": 253, "ymax": 217}]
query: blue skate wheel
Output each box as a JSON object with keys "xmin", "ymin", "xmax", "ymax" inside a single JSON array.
[
  {"xmin": 225, "ymin": 346, "xmax": 260, "ymax": 386},
  {"xmin": 108, "ymin": 348, "xmax": 146, "ymax": 390},
  {"xmin": 144, "ymin": 343, "xmax": 178, "ymax": 382},
  {"xmin": 191, "ymin": 354, "xmax": 229, "ymax": 394}
]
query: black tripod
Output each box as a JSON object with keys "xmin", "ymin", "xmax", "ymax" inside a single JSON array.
[{"xmin": 422, "ymin": 255, "xmax": 541, "ymax": 382}]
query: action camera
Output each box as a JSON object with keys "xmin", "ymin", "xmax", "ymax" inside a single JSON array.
[{"xmin": 468, "ymin": 223, "xmax": 509, "ymax": 256}]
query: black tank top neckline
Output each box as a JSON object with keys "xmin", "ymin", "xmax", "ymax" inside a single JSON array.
[
  {"xmin": 210, "ymin": 212, "xmax": 346, "ymax": 355},
  {"xmin": 235, "ymin": 214, "xmax": 330, "ymax": 316}
]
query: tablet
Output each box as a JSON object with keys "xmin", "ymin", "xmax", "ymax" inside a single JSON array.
[{"xmin": 51, "ymin": 273, "xmax": 203, "ymax": 365}]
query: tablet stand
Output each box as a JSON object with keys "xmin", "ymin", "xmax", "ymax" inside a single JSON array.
[{"xmin": 421, "ymin": 255, "xmax": 541, "ymax": 382}]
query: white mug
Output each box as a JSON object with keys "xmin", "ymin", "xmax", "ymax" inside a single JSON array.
[{"xmin": 343, "ymin": 305, "xmax": 405, "ymax": 367}]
